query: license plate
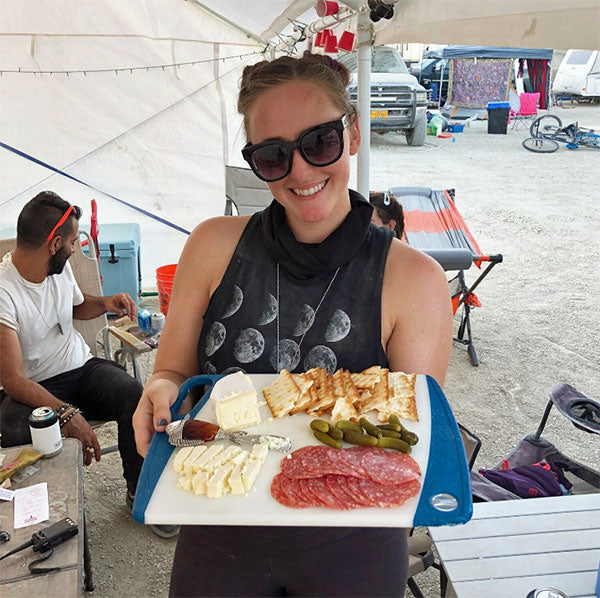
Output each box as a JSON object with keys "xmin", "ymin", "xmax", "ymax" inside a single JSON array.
[{"xmin": 371, "ymin": 109, "xmax": 388, "ymax": 119}]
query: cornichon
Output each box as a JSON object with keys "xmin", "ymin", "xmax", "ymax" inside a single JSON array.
[
  {"xmin": 378, "ymin": 423, "xmax": 402, "ymax": 432},
  {"xmin": 401, "ymin": 430, "xmax": 419, "ymax": 446},
  {"xmin": 313, "ymin": 430, "xmax": 342, "ymax": 449},
  {"xmin": 378, "ymin": 428, "xmax": 403, "ymax": 439},
  {"xmin": 377, "ymin": 436, "xmax": 411, "ymax": 454},
  {"xmin": 359, "ymin": 417, "xmax": 382, "ymax": 438},
  {"xmin": 388, "ymin": 414, "xmax": 401, "ymax": 427},
  {"xmin": 309, "ymin": 419, "xmax": 329, "ymax": 433},
  {"xmin": 335, "ymin": 419, "xmax": 363, "ymax": 433},
  {"xmin": 343, "ymin": 429, "xmax": 378, "ymax": 447},
  {"xmin": 327, "ymin": 425, "xmax": 344, "ymax": 440}
]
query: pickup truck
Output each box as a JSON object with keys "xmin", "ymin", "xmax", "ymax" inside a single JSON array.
[{"xmin": 338, "ymin": 46, "xmax": 429, "ymax": 146}]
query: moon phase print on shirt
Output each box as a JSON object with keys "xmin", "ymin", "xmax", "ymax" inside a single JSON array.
[
  {"xmin": 203, "ymin": 361, "xmax": 218, "ymax": 375},
  {"xmin": 325, "ymin": 309, "xmax": 351, "ymax": 342},
  {"xmin": 222, "ymin": 285, "xmax": 243, "ymax": 319},
  {"xmin": 293, "ymin": 304, "xmax": 315, "ymax": 337},
  {"xmin": 257, "ymin": 293, "xmax": 278, "ymax": 325},
  {"xmin": 233, "ymin": 328, "xmax": 265, "ymax": 363},
  {"xmin": 204, "ymin": 322, "xmax": 226, "ymax": 356},
  {"xmin": 303, "ymin": 345, "xmax": 337, "ymax": 373},
  {"xmin": 269, "ymin": 339, "xmax": 301, "ymax": 372}
]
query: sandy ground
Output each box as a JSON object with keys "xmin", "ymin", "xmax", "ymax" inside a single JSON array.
[{"xmin": 88, "ymin": 103, "xmax": 600, "ymax": 598}]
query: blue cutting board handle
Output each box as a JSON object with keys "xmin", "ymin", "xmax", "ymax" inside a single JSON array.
[
  {"xmin": 413, "ymin": 376, "xmax": 473, "ymax": 526},
  {"xmin": 132, "ymin": 375, "xmax": 222, "ymax": 523}
]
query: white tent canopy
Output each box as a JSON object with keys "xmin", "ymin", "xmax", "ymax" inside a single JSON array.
[{"xmin": 1, "ymin": 0, "xmax": 599, "ymax": 286}]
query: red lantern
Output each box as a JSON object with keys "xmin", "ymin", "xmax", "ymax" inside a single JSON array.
[
  {"xmin": 324, "ymin": 34, "xmax": 338, "ymax": 53},
  {"xmin": 337, "ymin": 30, "xmax": 356, "ymax": 52},
  {"xmin": 316, "ymin": 1, "xmax": 339, "ymax": 17}
]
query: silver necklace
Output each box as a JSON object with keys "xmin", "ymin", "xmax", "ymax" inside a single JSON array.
[
  {"xmin": 21, "ymin": 277, "xmax": 64, "ymax": 335},
  {"xmin": 276, "ymin": 262, "xmax": 340, "ymax": 372}
]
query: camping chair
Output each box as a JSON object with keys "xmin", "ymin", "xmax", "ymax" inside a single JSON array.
[
  {"xmin": 224, "ymin": 165, "xmax": 272, "ymax": 215},
  {"xmin": 389, "ymin": 187, "xmax": 503, "ymax": 366},
  {"xmin": 510, "ymin": 91, "xmax": 540, "ymax": 130}
]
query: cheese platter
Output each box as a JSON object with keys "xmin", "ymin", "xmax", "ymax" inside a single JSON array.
[{"xmin": 132, "ymin": 372, "xmax": 472, "ymax": 528}]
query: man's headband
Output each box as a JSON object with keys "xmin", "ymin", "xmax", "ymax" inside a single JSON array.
[{"xmin": 46, "ymin": 205, "xmax": 74, "ymax": 241}]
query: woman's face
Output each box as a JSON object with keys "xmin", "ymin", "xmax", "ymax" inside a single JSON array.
[{"xmin": 246, "ymin": 80, "xmax": 360, "ymax": 236}]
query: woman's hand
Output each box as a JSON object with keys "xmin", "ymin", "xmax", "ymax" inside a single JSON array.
[
  {"xmin": 132, "ymin": 378, "xmax": 179, "ymax": 457},
  {"xmin": 62, "ymin": 414, "xmax": 101, "ymax": 466}
]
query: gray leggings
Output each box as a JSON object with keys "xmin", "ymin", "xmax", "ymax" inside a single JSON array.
[{"xmin": 170, "ymin": 525, "xmax": 408, "ymax": 597}]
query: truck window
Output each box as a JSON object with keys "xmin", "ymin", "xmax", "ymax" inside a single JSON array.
[
  {"xmin": 337, "ymin": 48, "xmax": 409, "ymax": 74},
  {"xmin": 566, "ymin": 50, "xmax": 593, "ymax": 65}
]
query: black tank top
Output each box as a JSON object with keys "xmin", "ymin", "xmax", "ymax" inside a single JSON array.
[{"xmin": 197, "ymin": 211, "xmax": 392, "ymax": 375}]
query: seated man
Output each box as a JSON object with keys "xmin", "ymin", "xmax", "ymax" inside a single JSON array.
[{"xmin": 0, "ymin": 191, "xmax": 177, "ymax": 538}]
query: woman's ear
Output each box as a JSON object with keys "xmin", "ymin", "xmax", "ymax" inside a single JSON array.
[
  {"xmin": 386, "ymin": 219, "xmax": 397, "ymax": 233},
  {"xmin": 348, "ymin": 116, "xmax": 361, "ymax": 156}
]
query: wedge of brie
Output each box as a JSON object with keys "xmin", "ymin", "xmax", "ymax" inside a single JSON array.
[{"xmin": 211, "ymin": 371, "xmax": 261, "ymax": 432}]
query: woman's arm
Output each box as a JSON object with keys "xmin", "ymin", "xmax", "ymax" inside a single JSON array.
[
  {"xmin": 132, "ymin": 216, "xmax": 250, "ymax": 456},
  {"xmin": 380, "ymin": 240, "xmax": 453, "ymax": 387}
]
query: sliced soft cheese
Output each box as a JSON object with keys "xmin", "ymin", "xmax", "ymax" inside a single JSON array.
[
  {"xmin": 251, "ymin": 443, "xmax": 269, "ymax": 463},
  {"xmin": 191, "ymin": 471, "xmax": 209, "ymax": 495},
  {"xmin": 180, "ymin": 445, "xmax": 208, "ymax": 476},
  {"xmin": 178, "ymin": 475, "xmax": 192, "ymax": 491},
  {"xmin": 203, "ymin": 446, "xmax": 242, "ymax": 475},
  {"xmin": 207, "ymin": 462, "xmax": 235, "ymax": 498},
  {"xmin": 173, "ymin": 446, "xmax": 195, "ymax": 473},
  {"xmin": 191, "ymin": 444, "xmax": 224, "ymax": 473},
  {"xmin": 211, "ymin": 371, "xmax": 261, "ymax": 432},
  {"xmin": 228, "ymin": 464, "xmax": 246, "ymax": 495},
  {"xmin": 241, "ymin": 457, "xmax": 263, "ymax": 492}
]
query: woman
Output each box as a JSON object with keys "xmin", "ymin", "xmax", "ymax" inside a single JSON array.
[
  {"xmin": 133, "ymin": 52, "xmax": 452, "ymax": 597},
  {"xmin": 370, "ymin": 191, "xmax": 404, "ymax": 239}
]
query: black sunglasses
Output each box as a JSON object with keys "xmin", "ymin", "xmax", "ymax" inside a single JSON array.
[{"xmin": 242, "ymin": 114, "xmax": 351, "ymax": 182}]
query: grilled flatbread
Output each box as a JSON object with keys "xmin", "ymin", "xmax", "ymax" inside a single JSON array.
[{"xmin": 262, "ymin": 369, "xmax": 300, "ymax": 418}]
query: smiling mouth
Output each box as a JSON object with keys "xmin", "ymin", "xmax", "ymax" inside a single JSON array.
[{"xmin": 291, "ymin": 180, "xmax": 327, "ymax": 197}]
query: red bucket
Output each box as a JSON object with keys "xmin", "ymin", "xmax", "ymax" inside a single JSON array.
[{"xmin": 156, "ymin": 264, "xmax": 177, "ymax": 316}]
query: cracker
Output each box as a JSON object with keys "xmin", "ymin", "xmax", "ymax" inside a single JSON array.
[
  {"xmin": 289, "ymin": 375, "xmax": 317, "ymax": 415},
  {"xmin": 351, "ymin": 372, "xmax": 380, "ymax": 390},
  {"xmin": 333, "ymin": 369, "xmax": 346, "ymax": 399},
  {"xmin": 356, "ymin": 368, "xmax": 389, "ymax": 413},
  {"xmin": 306, "ymin": 368, "xmax": 336, "ymax": 414},
  {"xmin": 262, "ymin": 369, "xmax": 299, "ymax": 418},
  {"xmin": 387, "ymin": 371, "xmax": 418, "ymax": 421},
  {"xmin": 341, "ymin": 369, "xmax": 361, "ymax": 404},
  {"xmin": 330, "ymin": 396, "xmax": 359, "ymax": 425}
]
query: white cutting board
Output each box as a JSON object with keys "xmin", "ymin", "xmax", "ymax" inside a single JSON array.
[{"xmin": 143, "ymin": 374, "xmax": 431, "ymax": 527}]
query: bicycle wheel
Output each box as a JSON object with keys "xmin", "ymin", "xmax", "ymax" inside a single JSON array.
[
  {"xmin": 579, "ymin": 134, "xmax": 600, "ymax": 149},
  {"xmin": 530, "ymin": 114, "xmax": 562, "ymax": 138},
  {"xmin": 522, "ymin": 137, "xmax": 559, "ymax": 153}
]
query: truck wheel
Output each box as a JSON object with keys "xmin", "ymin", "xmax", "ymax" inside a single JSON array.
[{"xmin": 405, "ymin": 114, "xmax": 426, "ymax": 146}]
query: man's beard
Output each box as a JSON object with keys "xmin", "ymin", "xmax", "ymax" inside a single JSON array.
[{"xmin": 47, "ymin": 247, "xmax": 70, "ymax": 275}]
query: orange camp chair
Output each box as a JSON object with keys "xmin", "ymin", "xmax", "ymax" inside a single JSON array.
[{"xmin": 389, "ymin": 186, "xmax": 503, "ymax": 366}]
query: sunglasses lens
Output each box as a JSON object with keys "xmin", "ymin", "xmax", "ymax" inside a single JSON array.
[
  {"xmin": 301, "ymin": 126, "xmax": 342, "ymax": 165},
  {"xmin": 250, "ymin": 144, "xmax": 289, "ymax": 181}
]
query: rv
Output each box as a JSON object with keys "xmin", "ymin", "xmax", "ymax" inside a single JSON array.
[{"xmin": 552, "ymin": 49, "xmax": 600, "ymax": 99}]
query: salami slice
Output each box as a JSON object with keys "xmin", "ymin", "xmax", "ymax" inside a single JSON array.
[
  {"xmin": 338, "ymin": 446, "xmax": 369, "ymax": 477},
  {"xmin": 325, "ymin": 475, "xmax": 363, "ymax": 509},
  {"xmin": 306, "ymin": 476, "xmax": 346, "ymax": 509},
  {"xmin": 343, "ymin": 475, "xmax": 373, "ymax": 506},
  {"xmin": 301, "ymin": 445, "xmax": 338, "ymax": 475},
  {"xmin": 284, "ymin": 477, "xmax": 314, "ymax": 508},
  {"xmin": 298, "ymin": 477, "xmax": 326, "ymax": 507},
  {"xmin": 280, "ymin": 447, "xmax": 323, "ymax": 479},
  {"xmin": 358, "ymin": 477, "xmax": 421, "ymax": 508},
  {"xmin": 361, "ymin": 449, "xmax": 421, "ymax": 486},
  {"xmin": 324, "ymin": 449, "xmax": 359, "ymax": 477},
  {"xmin": 271, "ymin": 473, "xmax": 304, "ymax": 508}
]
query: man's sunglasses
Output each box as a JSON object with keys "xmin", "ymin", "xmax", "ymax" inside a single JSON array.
[{"xmin": 242, "ymin": 114, "xmax": 351, "ymax": 182}]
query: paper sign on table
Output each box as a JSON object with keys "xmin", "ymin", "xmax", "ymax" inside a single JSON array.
[{"xmin": 14, "ymin": 482, "xmax": 49, "ymax": 529}]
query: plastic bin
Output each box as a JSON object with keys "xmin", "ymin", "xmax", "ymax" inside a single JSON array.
[
  {"xmin": 92, "ymin": 223, "xmax": 141, "ymax": 301},
  {"xmin": 447, "ymin": 123, "xmax": 464, "ymax": 133},
  {"xmin": 487, "ymin": 102, "xmax": 510, "ymax": 134}
]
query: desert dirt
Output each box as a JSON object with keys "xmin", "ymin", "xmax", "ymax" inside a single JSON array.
[{"xmin": 88, "ymin": 103, "xmax": 600, "ymax": 598}]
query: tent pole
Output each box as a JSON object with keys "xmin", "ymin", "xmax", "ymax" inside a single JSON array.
[
  {"xmin": 438, "ymin": 60, "xmax": 446, "ymax": 111},
  {"xmin": 356, "ymin": 10, "xmax": 373, "ymax": 200}
]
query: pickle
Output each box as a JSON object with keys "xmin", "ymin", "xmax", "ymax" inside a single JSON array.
[
  {"xmin": 388, "ymin": 414, "xmax": 401, "ymax": 427},
  {"xmin": 327, "ymin": 425, "xmax": 344, "ymax": 440},
  {"xmin": 377, "ymin": 436, "xmax": 411, "ymax": 454},
  {"xmin": 343, "ymin": 429, "xmax": 378, "ymax": 447},
  {"xmin": 359, "ymin": 417, "xmax": 382, "ymax": 438},
  {"xmin": 378, "ymin": 423, "xmax": 402, "ymax": 432},
  {"xmin": 401, "ymin": 430, "xmax": 419, "ymax": 446},
  {"xmin": 378, "ymin": 428, "xmax": 403, "ymax": 439},
  {"xmin": 335, "ymin": 419, "xmax": 363, "ymax": 433},
  {"xmin": 310, "ymin": 419, "xmax": 330, "ymax": 433},
  {"xmin": 313, "ymin": 430, "xmax": 342, "ymax": 449}
]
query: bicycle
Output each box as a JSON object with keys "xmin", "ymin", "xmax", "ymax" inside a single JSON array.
[{"xmin": 522, "ymin": 115, "xmax": 600, "ymax": 153}]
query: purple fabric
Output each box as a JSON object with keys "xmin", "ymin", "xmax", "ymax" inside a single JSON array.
[{"xmin": 479, "ymin": 462, "xmax": 570, "ymax": 499}]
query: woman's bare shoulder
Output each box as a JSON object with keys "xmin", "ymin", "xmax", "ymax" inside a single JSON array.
[{"xmin": 385, "ymin": 238, "xmax": 447, "ymax": 290}]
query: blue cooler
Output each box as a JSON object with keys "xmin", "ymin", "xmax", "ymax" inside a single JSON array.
[
  {"xmin": 487, "ymin": 101, "xmax": 510, "ymax": 134},
  {"xmin": 94, "ymin": 223, "xmax": 141, "ymax": 301}
]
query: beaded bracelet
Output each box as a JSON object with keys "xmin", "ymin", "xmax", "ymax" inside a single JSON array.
[
  {"xmin": 56, "ymin": 402, "xmax": 74, "ymax": 417},
  {"xmin": 59, "ymin": 407, "xmax": 81, "ymax": 428}
]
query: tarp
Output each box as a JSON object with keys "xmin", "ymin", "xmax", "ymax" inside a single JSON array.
[{"xmin": 442, "ymin": 46, "xmax": 553, "ymax": 60}]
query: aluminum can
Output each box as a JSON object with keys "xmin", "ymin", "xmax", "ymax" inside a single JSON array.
[
  {"xmin": 29, "ymin": 407, "xmax": 63, "ymax": 458},
  {"xmin": 137, "ymin": 308, "xmax": 152, "ymax": 334},
  {"xmin": 526, "ymin": 589, "xmax": 569, "ymax": 598},
  {"xmin": 151, "ymin": 312, "xmax": 165, "ymax": 335}
]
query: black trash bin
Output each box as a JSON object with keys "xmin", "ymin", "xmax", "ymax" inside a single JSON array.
[{"xmin": 487, "ymin": 102, "xmax": 510, "ymax": 134}]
